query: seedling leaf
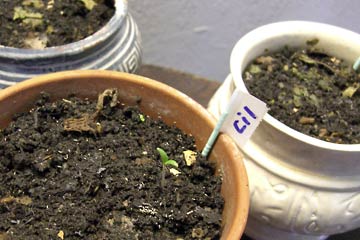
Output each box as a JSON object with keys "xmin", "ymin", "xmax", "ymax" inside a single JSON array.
[
  {"xmin": 164, "ymin": 160, "xmax": 178, "ymax": 168},
  {"xmin": 139, "ymin": 114, "xmax": 145, "ymax": 122},
  {"xmin": 156, "ymin": 147, "xmax": 178, "ymax": 167},
  {"xmin": 156, "ymin": 147, "xmax": 168, "ymax": 165}
]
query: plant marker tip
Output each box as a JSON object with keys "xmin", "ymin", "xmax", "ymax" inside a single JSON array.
[
  {"xmin": 353, "ymin": 57, "xmax": 360, "ymax": 71},
  {"xmin": 201, "ymin": 111, "xmax": 229, "ymax": 158}
]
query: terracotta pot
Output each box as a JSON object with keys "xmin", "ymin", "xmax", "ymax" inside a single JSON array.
[
  {"xmin": 0, "ymin": 70, "xmax": 249, "ymax": 239},
  {"xmin": 208, "ymin": 21, "xmax": 360, "ymax": 240},
  {"xmin": 0, "ymin": 0, "xmax": 141, "ymax": 88}
]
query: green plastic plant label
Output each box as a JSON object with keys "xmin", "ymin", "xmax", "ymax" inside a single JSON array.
[{"xmin": 221, "ymin": 89, "xmax": 268, "ymax": 147}]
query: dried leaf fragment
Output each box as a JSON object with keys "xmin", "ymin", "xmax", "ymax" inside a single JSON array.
[
  {"xmin": 63, "ymin": 113, "xmax": 99, "ymax": 134},
  {"xmin": 192, "ymin": 228, "xmax": 205, "ymax": 238},
  {"xmin": 319, "ymin": 128, "xmax": 328, "ymax": 137},
  {"xmin": 24, "ymin": 34, "xmax": 48, "ymax": 49},
  {"xmin": 16, "ymin": 196, "xmax": 32, "ymax": 205},
  {"xmin": 57, "ymin": 230, "xmax": 64, "ymax": 240},
  {"xmin": 318, "ymin": 79, "xmax": 332, "ymax": 91},
  {"xmin": 330, "ymin": 57, "xmax": 341, "ymax": 65},
  {"xmin": 293, "ymin": 95, "xmax": 303, "ymax": 107},
  {"xmin": 308, "ymin": 94, "xmax": 320, "ymax": 107},
  {"xmin": 248, "ymin": 64, "xmax": 261, "ymax": 74},
  {"xmin": 169, "ymin": 168, "xmax": 181, "ymax": 176},
  {"xmin": 0, "ymin": 196, "xmax": 32, "ymax": 205},
  {"xmin": 107, "ymin": 218, "xmax": 114, "ymax": 226},
  {"xmin": 96, "ymin": 88, "xmax": 118, "ymax": 112},
  {"xmin": 183, "ymin": 150, "xmax": 197, "ymax": 166},
  {"xmin": 13, "ymin": 7, "xmax": 43, "ymax": 27},
  {"xmin": 0, "ymin": 232, "xmax": 9, "ymax": 240},
  {"xmin": 120, "ymin": 215, "xmax": 134, "ymax": 231},
  {"xmin": 296, "ymin": 53, "xmax": 335, "ymax": 73},
  {"xmin": 342, "ymin": 83, "xmax": 359, "ymax": 98},
  {"xmin": 46, "ymin": 25, "xmax": 54, "ymax": 34},
  {"xmin": 135, "ymin": 157, "xmax": 152, "ymax": 165},
  {"xmin": 81, "ymin": 0, "xmax": 97, "ymax": 10},
  {"xmin": 297, "ymin": 53, "xmax": 318, "ymax": 65},
  {"xmin": 64, "ymin": 89, "xmax": 119, "ymax": 134},
  {"xmin": 299, "ymin": 117, "xmax": 315, "ymax": 124},
  {"xmin": 0, "ymin": 197, "xmax": 14, "ymax": 204},
  {"xmin": 255, "ymin": 56, "xmax": 274, "ymax": 65},
  {"xmin": 22, "ymin": 0, "xmax": 45, "ymax": 9},
  {"xmin": 13, "ymin": 7, "xmax": 41, "ymax": 20},
  {"xmin": 47, "ymin": 0, "xmax": 54, "ymax": 9}
]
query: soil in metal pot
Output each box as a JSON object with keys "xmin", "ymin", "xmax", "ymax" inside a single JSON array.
[
  {"xmin": 0, "ymin": 90, "xmax": 224, "ymax": 239},
  {"xmin": 243, "ymin": 42, "xmax": 360, "ymax": 144},
  {"xmin": 0, "ymin": 0, "xmax": 115, "ymax": 48}
]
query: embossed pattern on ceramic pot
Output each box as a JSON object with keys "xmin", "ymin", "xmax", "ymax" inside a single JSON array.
[
  {"xmin": 0, "ymin": 0, "xmax": 142, "ymax": 88},
  {"xmin": 208, "ymin": 21, "xmax": 360, "ymax": 240}
]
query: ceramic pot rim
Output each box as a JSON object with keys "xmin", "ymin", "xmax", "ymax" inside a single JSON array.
[
  {"xmin": 0, "ymin": 0, "xmax": 127, "ymax": 58},
  {"xmin": 230, "ymin": 20, "xmax": 360, "ymax": 152}
]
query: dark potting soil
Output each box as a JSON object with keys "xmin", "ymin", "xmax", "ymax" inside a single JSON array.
[
  {"xmin": 0, "ymin": 90, "xmax": 224, "ymax": 239},
  {"xmin": 243, "ymin": 45, "xmax": 360, "ymax": 144},
  {"xmin": 0, "ymin": 0, "xmax": 115, "ymax": 48}
]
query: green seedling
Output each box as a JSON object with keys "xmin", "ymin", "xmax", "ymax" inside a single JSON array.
[
  {"xmin": 156, "ymin": 147, "xmax": 178, "ymax": 168},
  {"xmin": 139, "ymin": 114, "xmax": 145, "ymax": 122},
  {"xmin": 156, "ymin": 147, "xmax": 178, "ymax": 189}
]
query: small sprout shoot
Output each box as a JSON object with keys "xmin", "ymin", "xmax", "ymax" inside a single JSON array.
[
  {"xmin": 157, "ymin": 147, "xmax": 179, "ymax": 189},
  {"xmin": 156, "ymin": 147, "xmax": 178, "ymax": 168},
  {"xmin": 139, "ymin": 114, "xmax": 145, "ymax": 122}
]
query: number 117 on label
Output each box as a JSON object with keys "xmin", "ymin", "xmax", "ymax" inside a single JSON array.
[{"xmin": 221, "ymin": 89, "xmax": 268, "ymax": 147}]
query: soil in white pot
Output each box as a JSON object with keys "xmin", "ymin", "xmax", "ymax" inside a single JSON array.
[
  {"xmin": 0, "ymin": 90, "xmax": 223, "ymax": 239},
  {"xmin": 243, "ymin": 41, "xmax": 360, "ymax": 144},
  {"xmin": 0, "ymin": 0, "xmax": 115, "ymax": 49}
]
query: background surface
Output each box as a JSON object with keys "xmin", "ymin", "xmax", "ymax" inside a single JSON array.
[{"xmin": 129, "ymin": 0, "xmax": 360, "ymax": 82}]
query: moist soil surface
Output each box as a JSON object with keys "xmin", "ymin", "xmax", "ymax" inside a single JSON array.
[
  {"xmin": 243, "ymin": 44, "xmax": 360, "ymax": 144},
  {"xmin": 0, "ymin": 0, "xmax": 115, "ymax": 48},
  {"xmin": 0, "ymin": 90, "xmax": 224, "ymax": 239}
]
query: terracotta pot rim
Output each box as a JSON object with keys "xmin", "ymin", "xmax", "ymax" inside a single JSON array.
[
  {"xmin": 230, "ymin": 21, "xmax": 360, "ymax": 151},
  {"xmin": 0, "ymin": 0, "xmax": 126, "ymax": 57},
  {"xmin": 0, "ymin": 70, "xmax": 249, "ymax": 239}
]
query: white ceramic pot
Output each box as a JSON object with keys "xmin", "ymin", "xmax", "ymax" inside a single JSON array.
[{"xmin": 208, "ymin": 21, "xmax": 360, "ymax": 240}]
